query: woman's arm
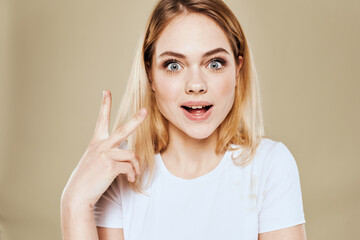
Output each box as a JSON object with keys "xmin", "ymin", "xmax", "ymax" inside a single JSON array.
[
  {"xmin": 97, "ymin": 227, "xmax": 124, "ymax": 240},
  {"xmin": 60, "ymin": 197, "xmax": 99, "ymax": 240},
  {"xmin": 60, "ymin": 90, "xmax": 146, "ymax": 239},
  {"xmin": 61, "ymin": 195, "xmax": 125, "ymax": 240},
  {"xmin": 258, "ymin": 224, "xmax": 307, "ymax": 240}
]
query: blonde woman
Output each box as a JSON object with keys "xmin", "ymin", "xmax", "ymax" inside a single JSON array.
[{"xmin": 61, "ymin": 0, "xmax": 307, "ymax": 239}]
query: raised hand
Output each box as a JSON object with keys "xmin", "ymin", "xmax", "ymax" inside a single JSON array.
[{"xmin": 61, "ymin": 89, "xmax": 147, "ymax": 208}]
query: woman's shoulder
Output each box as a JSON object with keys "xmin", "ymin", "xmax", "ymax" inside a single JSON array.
[
  {"xmin": 229, "ymin": 137, "xmax": 281, "ymax": 155},
  {"xmin": 257, "ymin": 137, "xmax": 291, "ymax": 157},
  {"xmin": 229, "ymin": 137, "xmax": 296, "ymax": 168},
  {"xmin": 257, "ymin": 137, "xmax": 279, "ymax": 151}
]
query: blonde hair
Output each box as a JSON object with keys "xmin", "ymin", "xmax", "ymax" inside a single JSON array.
[{"xmin": 112, "ymin": 0, "xmax": 264, "ymax": 194}]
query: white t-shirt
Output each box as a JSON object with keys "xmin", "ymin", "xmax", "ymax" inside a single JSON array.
[{"xmin": 94, "ymin": 138, "xmax": 306, "ymax": 239}]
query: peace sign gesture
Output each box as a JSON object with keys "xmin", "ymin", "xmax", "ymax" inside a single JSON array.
[{"xmin": 61, "ymin": 90, "xmax": 147, "ymax": 208}]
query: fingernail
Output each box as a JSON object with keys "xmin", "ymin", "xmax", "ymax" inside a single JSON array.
[
  {"xmin": 139, "ymin": 108, "xmax": 147, "ymax": 118},
  {"xmin": 103, "ymin": 90, "xmax": 107, "ymax": 98}
]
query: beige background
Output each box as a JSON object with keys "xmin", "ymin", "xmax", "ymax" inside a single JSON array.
[{"xmin": 1, "ymin": 0, "xmax": 359, "ymax": 239}]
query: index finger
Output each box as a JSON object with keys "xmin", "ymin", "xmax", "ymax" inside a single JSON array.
[
  {"xmin": 93, "ymin": 90, "xmax": 112, "ymax": 140},
  {"xmin": 106, "ymin": 108, "xmax": 148, "ymax": 148}
]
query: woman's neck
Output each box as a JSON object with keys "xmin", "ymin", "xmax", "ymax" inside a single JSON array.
[{"xmin": 160, "ymin": 124, "xmax": 224, "ymax": 178}]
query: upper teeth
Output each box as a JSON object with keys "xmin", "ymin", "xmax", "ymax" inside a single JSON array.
[{"xmin": 189, "ymin": 105, "xmax": 206, "ymax": 109}]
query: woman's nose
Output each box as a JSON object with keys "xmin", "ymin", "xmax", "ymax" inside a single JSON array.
[{"xmin": 185, "ymin": 69, "xmax": 208, "ymax": 94}]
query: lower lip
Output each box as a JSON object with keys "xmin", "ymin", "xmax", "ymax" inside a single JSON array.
[{"xmin": 181, "ymin": 106, "xmax": 213, "ymax": 121}]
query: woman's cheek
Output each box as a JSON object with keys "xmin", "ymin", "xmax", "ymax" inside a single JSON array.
[
  {"xmin": 155, "ymin": 75, "xmax": 182, "ymax": 99},
  {"xmin": 153, "ymin": 76, "xmax": 181, "ymax": 116},
  {"xmin": 214, "ymin": 74, "xmax": 236, "ymax": 95}
]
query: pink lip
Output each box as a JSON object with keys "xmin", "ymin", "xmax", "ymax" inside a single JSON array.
[
  {"xmin": 180, "ymin": 101, "xmax": 213, "ymax": 107},
  {"xmin": 180, "ymin": 101, "xmax": 213, "ymax": 122}
]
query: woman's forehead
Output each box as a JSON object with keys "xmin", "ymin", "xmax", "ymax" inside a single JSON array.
[{"xmin": 154, "ymin": 13, "xmax": 233, "ymax": 59}]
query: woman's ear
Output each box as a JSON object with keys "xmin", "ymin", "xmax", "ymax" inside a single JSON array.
[
  {"xmin": 148, "ymin": 72, "xmax": 155, "ymax": 92},
  {"xmin": 151, "ymin": 81, "xmax": 155, "ymax": 92},
  {"xmin": 146, "ymin": 64, "xmax": 155, "ymax": 92},
  {"xmin": 236, "ymin": 56, "xmax": 243, "ymax": 79}
]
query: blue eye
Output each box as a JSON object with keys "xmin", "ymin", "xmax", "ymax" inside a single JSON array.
[
  {"xmin": 208, "ymin": 61, "xmax": 222, "ymax": 69},
  {"xmin": 166, "ymin": 62, "xmax": 182, "ymax": 71}
]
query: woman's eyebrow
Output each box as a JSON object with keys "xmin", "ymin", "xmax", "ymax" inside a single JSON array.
[
  {"xmin": 158, "ymin": 47, "xmax": 230, "ymax": 59},
  {"xmin": 203, "ymin": 48, "xmax": 230, "ymax": 58}
]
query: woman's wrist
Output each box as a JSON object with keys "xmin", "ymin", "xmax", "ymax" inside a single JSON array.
[{"xmin": 61, "ymin": 191, "xmax": 94, "ymax": 213}]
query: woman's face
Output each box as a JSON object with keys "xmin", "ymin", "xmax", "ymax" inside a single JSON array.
[{"xmin": 150, "ymin": 13, "xmax": 242, "ymax": 140}]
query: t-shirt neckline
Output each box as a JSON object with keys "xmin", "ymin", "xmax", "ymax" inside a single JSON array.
[{"xmin": 155, "ymin": 150, "xmax": 230, "ymax": 184}]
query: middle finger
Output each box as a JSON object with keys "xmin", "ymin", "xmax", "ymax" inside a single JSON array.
[{"xmin": 106, "ymin": 108, "xmax": 148, "ymax": 148}]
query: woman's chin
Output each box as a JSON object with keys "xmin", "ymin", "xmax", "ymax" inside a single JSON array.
[
  {"xmin": 167, "ymin": 120, "xmax": 219, "ymax": 141},
  {"xmin": 182, "ymin": 128, "xmax": 217, "ymax": 140}
]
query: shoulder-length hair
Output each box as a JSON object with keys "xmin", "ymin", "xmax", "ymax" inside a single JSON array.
[{"xmin": 112, "ymin": 0, "xmax": 264, "ymax": 194}]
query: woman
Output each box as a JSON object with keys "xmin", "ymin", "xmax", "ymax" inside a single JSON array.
[{"xmin": 61, "ymin": 0, "xmax": 307, "ymax": 239}]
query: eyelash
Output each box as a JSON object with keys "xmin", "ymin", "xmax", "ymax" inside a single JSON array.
[
  {"xmin": 162, "ymin": 57, "xmax": 227, "ymax": 73},
  {"xmin": 162, "ymin": 58, "xmax": 180, "ymax": 74}
]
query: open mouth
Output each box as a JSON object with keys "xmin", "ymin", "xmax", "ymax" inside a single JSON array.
[{"xmin": 181, "ymin": 105, "xmax": 213, "ymax": 115}]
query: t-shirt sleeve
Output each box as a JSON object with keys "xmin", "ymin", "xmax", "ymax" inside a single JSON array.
[
  {"xmin": 258, "ymin": 141, "xmax": 306, "ymax": 233},
  {"xmin": 93, "ymin": 177, "xmax": 124, "ymax": 228}
]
